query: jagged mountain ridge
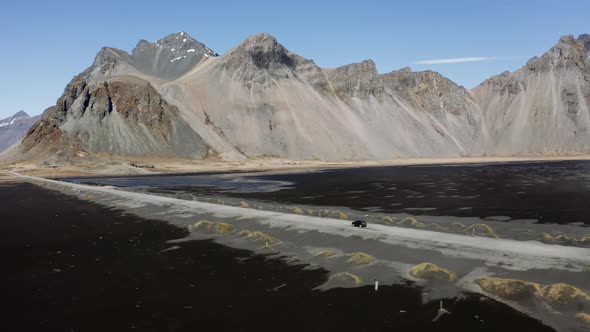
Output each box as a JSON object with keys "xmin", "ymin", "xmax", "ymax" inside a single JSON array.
[
  {"xmin": 157, "ymin": 32, "xmax": 486, "ymax": 160},
  {"xmin": 0, "ymin": 111, "xmax": 40, "ymax": 155},
  {"xmin": 472, "ymin": 34, "xmax": 590, "ymax": 155},
  {"xmin": 11, "ymin": 32, "xmax": 590, "ymax": 162}
]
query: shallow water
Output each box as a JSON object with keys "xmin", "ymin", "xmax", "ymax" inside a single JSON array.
[{"xmin": 68, "ymin": 161, "xmax": 590, "ymax": 225}]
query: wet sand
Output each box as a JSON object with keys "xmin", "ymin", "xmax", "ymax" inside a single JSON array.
[
  {"xmin": 64, "ymin": 160, "xmax": 590, "ymax": 225},
  {"xmin": 0, "ymin": 181, "xmax": 556, "ymax": 331}
]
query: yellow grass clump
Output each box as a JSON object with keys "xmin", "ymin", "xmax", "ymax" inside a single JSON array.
[
  {"xmin": 328, "ymin": 272, "xmax": 362, "ymax": 285},
  {"xmin": 398, "ymin": 217, "xmax": 426, "ymax": 229},
  {"xmin": 576, "ymin": 313, "xmax": 590, "ymax": 325},
  {"xmin": 318, "ymin": 209, "xmax": 349, "ymax": 220},
  {"xmin": 187, "ymin": 221, "xmax": 234, "ymax": 235},
  {"xmin": 449, "ymin": 222, "xmax": 466, "ymax": 232},
  {"xmin": 463, "ymin": 224, "xmax": 500, "ymax": 238},
  {"xmin": 538, "ymin": 233, "xmax": 575, "ymax": 243},
  {"xmin": 409, "ymin": 263, "xmax": 457, "ymax": 283},
  {"xmin": 536, "ymin": 283, "xmax": 590, "ymax": 309},
  {"xmin": 333, "ymin": 211, "xmax": 349, "ymax": 220},
  {"xmin": 239, "ymin": 230, "xmax": 279, "ymax": 245},
  {"xmin": 81, "ymin": 194, "xmax": 95, "ymax": 200},
  {"xmin": 381, "ymin": 216, "xmax": 397, "ymax": 224},
  {"xmin": 290, "ymin": 207, "xmax": 304, "ymax": 215},
  {"xmin": 314, "ymin": 249, "xmax": 337, "ymax": 258},
  {"xmin": 345, "ymin": 252, "xmax": 375, "ymax": 266},
  {"xmin": 580, "ymin": 234, "xmax": 590, "ymax": 244},
  {"xmin": 214, "ymin": 199, "xmax": 225, "ymax": 205},
  {"xmin": 239, "ymin": 201, "xmax": 250, "ymax": 208},
  {"xmin": 476, "ymin": 277, "xmax": 590, "ymax": 310},
  {"xmin": 475, "ymin": 277, "xmax": 540, "ymax": 300}
]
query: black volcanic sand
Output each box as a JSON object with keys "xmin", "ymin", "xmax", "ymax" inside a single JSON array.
[
  {"xmin": 1, "ymin": 181, "xmax": 555, "ymax": 332},
  {"xmin": 69, "ymin": 160, "xmax": 590, "ymax": 224}
]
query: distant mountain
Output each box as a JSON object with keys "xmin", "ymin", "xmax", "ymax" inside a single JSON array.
[
  {"xmin": 8, "ymin": 32, "xmax": 590, "ymax": 163},
  {"xmin": 0, "ymin": 111, "xmax": 40, "ymax": 154}
]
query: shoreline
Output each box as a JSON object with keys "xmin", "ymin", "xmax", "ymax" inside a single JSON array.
[{"xmin": 5, "ymin": 155, "xmax": 590, "ymax": 178}]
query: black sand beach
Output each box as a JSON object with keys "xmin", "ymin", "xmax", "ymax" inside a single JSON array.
[{"xmin": 1, "ymin": 181, "xmax": 555, "ymax": 331}]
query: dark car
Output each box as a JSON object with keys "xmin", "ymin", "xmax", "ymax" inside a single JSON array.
[{"xmin": 352, "ymin": 220, "xmax": 367, "ymax": 228}]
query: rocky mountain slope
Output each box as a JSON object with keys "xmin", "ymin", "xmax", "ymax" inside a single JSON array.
[
  {"xmin": 0, "ymin": 111, "xmax": 40, "ymax": 154},
  {"xmin": 9, "ymin": 32, "xmax": 590, "ymax": 163},
  {"xmin": 159, "ymin": 32, "xmax": 487, "ymax": 161},
  {"xmin": 472, "ymin": 34, "xmax": 590, "ymax": 155}
]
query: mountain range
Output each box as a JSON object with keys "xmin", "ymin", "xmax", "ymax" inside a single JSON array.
[
  {"xmin": 5, "ymin": 32, "xmax": 590, "ymax": 163},
  {"xmin": 0, "ymin": 111, "xmax": 40, "ymax": 155}
]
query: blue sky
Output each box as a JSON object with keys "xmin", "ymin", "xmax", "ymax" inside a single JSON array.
[{"xmin": 0, "ymin": 0, "xmax": 588, "ymax": 119}]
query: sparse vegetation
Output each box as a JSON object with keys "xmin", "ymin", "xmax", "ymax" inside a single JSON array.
[
  {"xmin": 409, "ymin": 263, "xmax": 457, "ymax": 283},
  {"xmin": 475, "ymin": 277, "xmax": 539, "ymax": 300},
  {"xmin": 463, "ymin": 224, "xmax": 500, "ymax": 238},
  {"xmin": 576, "ymin": 313, "xmax": 590, "ymax": 325},
  {"xmin": 381, "ymin": 216, "xmax": 397, "ymax": 224},
  {"xmin": 314, "ymin": 249, "xmax": 337, "ymax": 258},
  {"xmin": 318, "ymin": 209, "xmax": 349, "ymax": 220},
  {"xmin": 328, "ymin": 272, "xmax": 362, "ymax": 285},
  {"xmin": 239, "ymin": 230, "xmax": 279, "ymax": 245},
  {"xmin": 398, "ymin": 217, "xmax": 426, "ymax": 228},
  {"xmin": 476, "ymin": 277, "xmax": 590, "ymax": 311},
  {"xmin": 345, "ymin": 252, "xmax": 375, "ymax": 265},
  {"xmin": 187, "ymin": 221, "xmax": 234, "ymax": 235},
  {"xmin": 290, "ymin": 207, "xmax": 304, "ymax": 214}
]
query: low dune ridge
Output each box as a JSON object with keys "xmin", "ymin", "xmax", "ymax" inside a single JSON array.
[
  {"xmin": 409, "ymin": 263, "xmax": 457, "ymax": 283},
  {"xmin": 476, "ymin": 277, "xmax": 590, "ymax": 312},
  {"xmin": 345, "ymin": 252, "xmax": 376, "ymax": 266}
]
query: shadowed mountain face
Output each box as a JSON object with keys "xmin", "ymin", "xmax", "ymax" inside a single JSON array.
[
  {"xmin": 0, "ymin": 111, "xmax": 40, "ymax": 154},
  {"xmin": 10, "ymin": 32, "xmax": 590, "ymax": 163},
  {"xmin": 20, "ymin": 76, "xmax": 208, "ymax": 163}
]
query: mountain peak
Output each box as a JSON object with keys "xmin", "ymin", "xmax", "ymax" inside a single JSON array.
[
  {"xmin": 87, "ymin": 31, "xmax": 220, "ymax": 81},
  {"xmin": 242, "ymin": 32, "xmax": 279, "ymax": 46},
  {"xmin": 14, "ymin": 110, "xmax": 29, "ymax": 118},
  {"xmin": 224, "ymin": 32, "xmax": 297, "ymax": 70},
  {"xmin": 154, "ymin": 31, "xmax": 198, "ymax": 47}
]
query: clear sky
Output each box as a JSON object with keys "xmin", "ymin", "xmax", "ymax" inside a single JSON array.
[{"xmin": 1, "ymin": 0, "xmax": 588, "ymax": 119}]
